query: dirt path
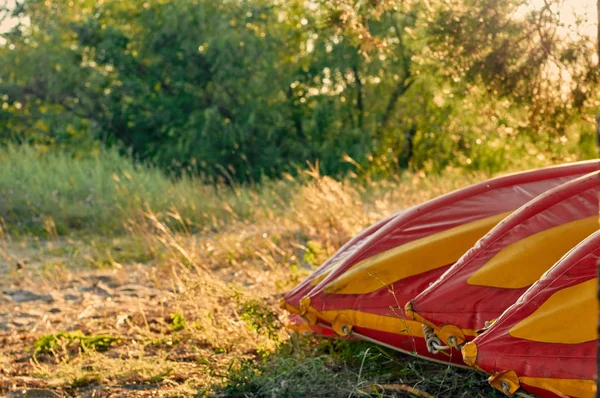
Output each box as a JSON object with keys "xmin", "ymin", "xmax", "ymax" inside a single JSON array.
[
  {"xmin": 0, "ymin": 240, "xmax": 201, "ymax": 397},
  {"xmin": 0, "ymin": 227, "xmax": 293, "ymax": 398}
]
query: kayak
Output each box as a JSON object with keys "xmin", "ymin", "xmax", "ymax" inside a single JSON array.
[
  {"xmin": 462, "ymin": 230, "xmax": 600, "ymax": 398},
  {"xmin": 282, "ymin": 160, "xmax": 599, "ymax": 364},
  {"xmin": 406, "ymin": 170, "xmax": 600, "ymax": 356}
]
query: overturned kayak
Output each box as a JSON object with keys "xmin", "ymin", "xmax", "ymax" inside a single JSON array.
[
  {"xmin": 282, "ymin": 160, "xmax": 599, "ymax": 364},
  {"xmin": 406, "ymin": 170, "xmax": 600, "ymax": 354},
  {"xmin": 281, "ymin": 214, "xmax": 396, "ymax": 315},
  {"xmin": 462, "ymin": 230, "xmax": 600, "ymax": 398}
]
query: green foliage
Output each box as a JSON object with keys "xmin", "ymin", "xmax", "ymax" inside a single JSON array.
[
  {"xmin": 0, "ymin": 0, "xmax": 596, "ymax": 182},
  {"xmin": 34, "ymin": 331, "xmax": 120, "ymax": 354},
  {"xmin": 302, "ymin": 241, "xmax": 324, "ymax": 266},
  {"xmin": 240, "ymin": 300, "xmax": 280, "ymax": 342},
  {"xmin": 170, "ymin": 312, "xmax": 187, "ymax": 332}
]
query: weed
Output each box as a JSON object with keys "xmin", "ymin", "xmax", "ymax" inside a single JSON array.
[
  {"xmin": 170, "ymin": 312, "xmax": 187, "ymax": 332},
  {"xmin": 34, "ymin": 331, "xmax": 120, "ymax": 354},
  {"xmin": 239, "ymin": 300, "xmax": 281, "ymax": 342}
]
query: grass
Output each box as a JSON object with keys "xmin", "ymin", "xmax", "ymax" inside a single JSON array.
[
  {"xmin": 0, "ymin": 144, "xmax": 296, "ymax": 236},
  {"xmin": 34, "ymin": 331, "xmax": 121, "ymax": 354},
  {"xmin": 0, "ymin": 145, "xmax": 559, "ymax": 396},
  {"xmin": 0, "ymin": 144, "xmax": 550, "ymax": 238},
  {"xmin": 217, "ymin": 338, "xmax": 501, "ymax": 397}
]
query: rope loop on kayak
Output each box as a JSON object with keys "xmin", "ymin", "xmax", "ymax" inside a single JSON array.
[
  {"xmin": 514, "ymin": 391, "xmax": 537, "ymax": 398},
  {"xmin": 422, "ymin": 325, "xmax": 450, "ymax": 354},
  {"xmin": 500, "ymin": 381, "xmax": 513, "ymax": 397},
  {"xmin": 500, "ymin": 381, "xmax": 536, "ymax": 398}
]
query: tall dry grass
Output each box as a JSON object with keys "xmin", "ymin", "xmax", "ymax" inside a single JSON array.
[{"xmin": 95, "ymin": 164, "xmax": 497, "ymax": 394}]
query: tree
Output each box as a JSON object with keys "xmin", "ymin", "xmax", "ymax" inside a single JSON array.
[{"xmin": 0, "ymin": 0, "xmax": 597, "ymax": 181}]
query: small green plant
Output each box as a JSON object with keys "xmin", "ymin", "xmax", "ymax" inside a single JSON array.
[
  {"xmin": 303, "ymin": 241, "xmax": 324, "ymax": 266},
  {"xmin": 170, "ymin": 312, "xmax": 187, "ymax": 332},
  {"xmin": 239, "ymin": 300, "xmax": 280, "ymax": 342},
  {"xmin": 34, "ymin": 331, "xmax": 120, "ymax": 354}
]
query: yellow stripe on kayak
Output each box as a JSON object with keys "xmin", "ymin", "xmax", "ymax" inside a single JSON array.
[
  {"xmin": 280, "ymin": 298, "xmax": 301, "ymax": 315},
  {"xmin": 309, "ymin": 270, "xmax": 331, "ymax": 286},
  {"xmin": 467, "ymin": 216, "xmax": 599, "ymax": 289},
  {"xmin": 487, "ymin": 370, "xmax": 596, "ymax": 398},
  {"xmin": 316, "ymin": 308, "xmax": 425, "ymax": 337},
  {"xmin": 322, "ymin": 212, "xmax": 512, "ymax": 295},
  {"xmin": 519, "ymin": 376, "xmax": 596, "ymax": 398},
  {"xmin": 509, "ymin": 278, "xmax": 598, "ymax": 344}
]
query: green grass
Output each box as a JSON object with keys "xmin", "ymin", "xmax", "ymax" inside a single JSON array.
[
  {"xmin": 213, "ymin": 337, "xmax": 500, "ymax": 398},
  {"xmin": 0, "ymin": 144, "xmax": 554, "ymax": 239},
  {"xmin": 34, "ymin": 331, "xmax": 120, "ymax": 354},
  {"xmin": 0, "ymin": 144, "xmax": 297, "ymax": 236}
]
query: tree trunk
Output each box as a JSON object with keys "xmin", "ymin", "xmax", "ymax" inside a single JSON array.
[
  {"xmin": 352, "ymin": 64, "xmax": 364, "ymax": 131},
  {"xmin": 398, "ymin": 125, "xmax": 417, "ymax": 168},
  {"xmin": 376, "ymin": 78, "xmax": 413, "ymax": 141}
]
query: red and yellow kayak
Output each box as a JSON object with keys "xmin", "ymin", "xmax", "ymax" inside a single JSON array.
[
  {"xmin": 282, "ymin": 160, "xmax": 599, "ymax": 364},
  {"xmin": 406, "ymin": 170, "xmax": 600, "ymax": 353},
  {"xmin": 462, "ymin": 229, "xmax": 600, "ymax": 398}
]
